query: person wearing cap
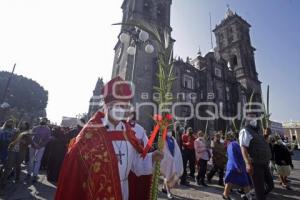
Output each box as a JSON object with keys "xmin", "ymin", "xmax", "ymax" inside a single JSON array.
[
  {"xmin": 239, "ymin": 112, "xmax": 274, "ymax": 200},
  {"xmin": 26, "ymin": 117, "xmax": 51, "ymax": 183},
  {"xmin": 55, "ymin": 76, "xmax": 164, "ymax": 200}
]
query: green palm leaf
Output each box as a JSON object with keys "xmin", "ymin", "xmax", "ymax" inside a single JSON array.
[{"xmin": 114, "ymin": 19, "xmax": 174, "ymax": 200}]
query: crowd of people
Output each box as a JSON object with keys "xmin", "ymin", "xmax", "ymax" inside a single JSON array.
[
  {"xmin": 0, "ymin": 114, "xmax": 296, "ymax": 200},
  {"xmin": 174, "ymin": 114, "xmax": 295, "ymax": 200},
  {"xmin": 0, "ymin": 113, "xmax": 296, "ymax": 200},
  {"xmin": 0, "ymin": 117, "xmax": 85, "ymax": 194},
  {"xmin": 0, "ymin": 76, "xmax": 296, "ymax": 200}
]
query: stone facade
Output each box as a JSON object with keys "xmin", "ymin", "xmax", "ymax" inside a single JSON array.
[
  {"xmin": 283, "ymin": 121, "xmax": 300, "ymax": 146},
  {"xmin": 111, "ymin": 0, "xmax": 173, "ymax": 132},
  {"xmin": 88, "ymin": 78, "xmax": 104, "ymax": 118},
  {"xmin": 213, "ymin": 9, "xmax": 262, "ymax": 102},
  {"xmin": 108, "ymin": 1, "xmax": 262, "ymax": 134},
  {"xmin": 173, "ymin": 51, "xmax": 244, "ymax": 134}
]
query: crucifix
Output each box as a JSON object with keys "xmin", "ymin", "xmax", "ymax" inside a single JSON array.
[{"xmin": 116, "ymin": 150, "xmax": 125, "ymax": 165}]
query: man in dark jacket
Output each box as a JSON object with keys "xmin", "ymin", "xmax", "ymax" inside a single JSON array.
[
  {"xmin": 273, "ymin": 135, "xmax": 293, "ymax": 190},
  {"xmin": 239, "ymin": 112, "xmax": 274, "ymax": 200}
]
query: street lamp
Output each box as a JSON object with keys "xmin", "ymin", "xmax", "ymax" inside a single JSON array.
[
  {"xmin": 0, "ymin": 102, "xmax": 10, "ymax": 109},
  {"xmin": 119, "ymin": 29, "xmax": 154, "ymax": 83}
]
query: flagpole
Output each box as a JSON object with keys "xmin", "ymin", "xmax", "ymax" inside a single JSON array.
[{"xmin": 209, "ymin": 12, "xmax": 214, "ymax": 50}]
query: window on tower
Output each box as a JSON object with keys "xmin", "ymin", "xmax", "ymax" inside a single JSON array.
[
  {"xmin": 116, "ymin": 64, "xmax": 121, "ymax": 75},
  {"xmin": 157, "ymin": 4, "xmax": 166, "ymax": 23},
  {"xmin": 219, "ymin": 33, "xmax": 224, "ymax": 48},
  {"xmin": 250, "ymin": 59, "xmax": 256, "ymax": 77},
  {"xmin": 215, "ymin": 68, "xmax": 222, "ymax": 78},
  {"xmin": 183, "ymin": 74, "xmax": 194, "ymax": 89},
  {"xmin": 226, "ymin": 87, "xmax": 230, "ymax": 100},
  {"xmin": 230, "ymin": 55, "xmax": 238, "ymax": 67},
  {"xmin": 228, "ymin": 27, "xmax": 234, "ymax": 43}
]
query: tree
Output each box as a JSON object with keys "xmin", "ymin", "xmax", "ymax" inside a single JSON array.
[{"xmin": 0, "ymin": 71, "xmax": 48, "ymax": 123}]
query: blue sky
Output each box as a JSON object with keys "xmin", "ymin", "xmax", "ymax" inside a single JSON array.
[
  {"xmin": 171, "ymin": 0, "xmax": 300, "ymax": 122},
  {"xmin": 0, "ymin": 0, "xmax": 299, "ymax": 123}
]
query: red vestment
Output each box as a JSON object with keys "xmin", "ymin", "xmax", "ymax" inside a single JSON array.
[
  {"xmin": 55, "ymin": 112, "xmax": 146, "ymax": 200},
  {"xmin": 128, "ymin": 172, "xmax": 152, "ymax": 200},
  {"xmin": 127, "ymin": 121, "xmax": 152, "ymax": 200}
]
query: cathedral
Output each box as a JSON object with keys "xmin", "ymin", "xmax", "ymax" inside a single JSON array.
[{"xmin": 89, "ymin": 0, "xmax": 262, "ymax": 134}]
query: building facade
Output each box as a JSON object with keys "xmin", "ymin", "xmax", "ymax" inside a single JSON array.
[
  {"xmin": 95, "ymin": 1, "xmax": 263, "ymax": 134},
  {"xmin": 269, "ymin": 120, "xmax": 284, "ymax": 136},
  {"xmin": 88, "ymin": 78, "xmax": 104, "ymax": 118},
  {"xmin": 283, "ymin": 121, "xmax": 300, "ymax": 146}
]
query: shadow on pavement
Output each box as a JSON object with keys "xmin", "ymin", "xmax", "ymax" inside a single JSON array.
[{"xmin": 1, "ymin": 169, "xmax": 56, "ymax": 200}]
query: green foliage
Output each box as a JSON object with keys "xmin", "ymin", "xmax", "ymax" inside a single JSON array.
[
  {"xmin": 261, "ymin": 85, "xmax": 271, "ymax": 129},
  {"xmin": 0, "ymin": 71, "xmax": 48, "ymax": 120}
]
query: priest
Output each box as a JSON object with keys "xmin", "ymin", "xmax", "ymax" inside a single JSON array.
[{"xmin": 55, "ymin": 76, "xmax": 163, "ymax": 200}]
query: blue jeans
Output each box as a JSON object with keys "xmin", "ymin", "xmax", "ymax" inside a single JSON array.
[{"xmin": 27, "ymin": 147, "xmax": 45, "ymax": 177}]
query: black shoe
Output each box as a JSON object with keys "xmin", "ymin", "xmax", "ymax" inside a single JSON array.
[
  {"xmin": 207, "ymin": 177, "xmax": 212, "ymax": 183},
  {"xmin": 180, "ymin": 181, "xmax": 190, "ymax": 186},
  {"xmin": 198, "ymin": 180, "xmax": 208, "ymax": 187},
  {"xmin": 218, "ymin": 181, "xmax": 224, "ymax": 186},
  {"xmin": 222, "ymin": 194, "xmax": 231, "ymax": 200},
  {"xmin": 189, "ymin": 174, "xmax": 195, "ymax": 179},
  {"xmin": 32, "ymin": 176, "xmax": 38, "ymax": 184},
  {"xmin": 285, "ymin": 185, "xmax": 293, "ymax": 190},
  {"xmin": 162, "ymin": 188, "xmax": 167, "ymax": 194},
  {"xmin": 201, "ymin": 182, "xmax": 208, "ymax": 187}
]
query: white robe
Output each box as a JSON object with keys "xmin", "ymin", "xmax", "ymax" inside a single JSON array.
[
  {"xmin": 160, "ymin": 136, "xmax": 183, "ymax": 187},
  {"xmin": 102, "ymin": 116, "xmax": 153, "ymax": 200}
]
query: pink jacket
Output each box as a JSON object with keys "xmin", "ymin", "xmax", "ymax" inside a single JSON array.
[{"xmin": 194, "ymin": 138, "xmax": 210, "ymax": 161}]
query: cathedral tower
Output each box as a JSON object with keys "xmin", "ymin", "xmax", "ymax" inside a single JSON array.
[
  {"xmin": 111, "ymin": 0, "xmax": 173, "ymax": 132},
  {"xmin": 213, "ymin": 7, "xmax": 262, "ymax": 101}
]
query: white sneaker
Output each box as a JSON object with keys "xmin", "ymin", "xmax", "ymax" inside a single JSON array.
[
  {"xmin": 167, "ymin": 193, "xmax": 173, "ymax": 199},
  {"xmin": 247, "ymin": 192, "xmax": 253, "ymax": 200}
]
